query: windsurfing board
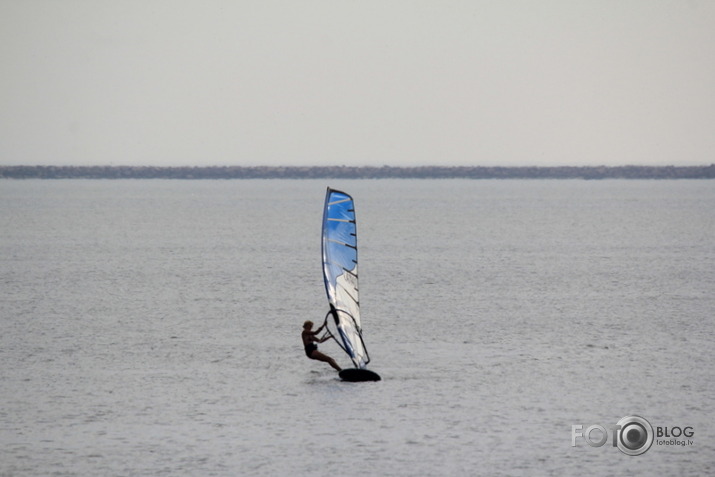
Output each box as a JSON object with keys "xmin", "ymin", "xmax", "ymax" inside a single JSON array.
[{"xmin": 339, "ymin": 368, "xmax": 381, "ymax": 382}]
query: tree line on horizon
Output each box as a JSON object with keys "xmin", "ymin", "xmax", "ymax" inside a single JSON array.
[{"xmin": 1, "ymin": 164, "xmax": 714, "ymax": 179}]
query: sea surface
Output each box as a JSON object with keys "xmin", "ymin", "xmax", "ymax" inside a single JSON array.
[{"xmin": 1, "ymin": 179, "xmax": 713, "ymax": 476}]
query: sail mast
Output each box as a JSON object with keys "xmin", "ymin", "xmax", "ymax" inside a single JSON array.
[{"xmin": 321, "ymin": 188, "xmax": 369, "ymax": 369}]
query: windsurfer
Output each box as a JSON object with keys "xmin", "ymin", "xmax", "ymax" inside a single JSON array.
[{"xmin": 302, "ymin": 321, "xmax": 341, "ymax": 371}]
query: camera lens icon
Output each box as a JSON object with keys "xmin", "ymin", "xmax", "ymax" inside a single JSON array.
[{"xmin": 616, "ymin": 415, "xmax": 654, "ymax": 456}]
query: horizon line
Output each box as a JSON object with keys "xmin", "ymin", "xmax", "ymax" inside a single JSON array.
[{"xmin": 2, "ymin": 163, "xmax": 714, "ymax": 169}]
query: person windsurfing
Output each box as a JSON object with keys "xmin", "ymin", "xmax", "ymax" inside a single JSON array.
[{"xmin": 302, "ymin": 320, "xmax": 341, "ymax": 371}]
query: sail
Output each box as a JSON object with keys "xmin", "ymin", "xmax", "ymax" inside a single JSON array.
[{"xmin": 322, "ymin": 188, "xmax": 370, "ymax": 369}]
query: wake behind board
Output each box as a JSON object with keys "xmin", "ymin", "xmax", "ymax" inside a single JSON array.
[{"xmin": 339, "ymin": 368, "xmax": 381, "ymax": 382}]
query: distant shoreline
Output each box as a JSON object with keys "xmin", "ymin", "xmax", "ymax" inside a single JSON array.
[{"xmin": 1, "ymin": 165, "xmax": 714, "ymax": 179}]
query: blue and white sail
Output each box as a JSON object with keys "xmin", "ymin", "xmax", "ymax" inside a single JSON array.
[{"xmin": 322, "ymin": 188, "xmax": 370, "ymax": 369}]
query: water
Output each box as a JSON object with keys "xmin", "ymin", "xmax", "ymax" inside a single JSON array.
[{"xmin": 1, "ymin": 179, "xmax": 713, "ymax": 476}]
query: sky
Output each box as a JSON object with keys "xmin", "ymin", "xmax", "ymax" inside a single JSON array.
[{"xmin": 1, "ymin": 1, "xmax": 714, "ymax": 167}]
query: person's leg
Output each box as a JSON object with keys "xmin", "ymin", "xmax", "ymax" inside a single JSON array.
[{"xmin": 311, "ymin": 350, "xmax": 341, "ymax": 371}]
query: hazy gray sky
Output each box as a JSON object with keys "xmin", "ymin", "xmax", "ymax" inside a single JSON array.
[{"xmin": 2, "ymin": 1, "xmax": 714, "ymax": 167}]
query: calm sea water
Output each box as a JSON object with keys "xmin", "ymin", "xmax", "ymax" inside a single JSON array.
[{"xmin": 1, "ymin": 179, "xmax": 713, "ymax": 476}]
